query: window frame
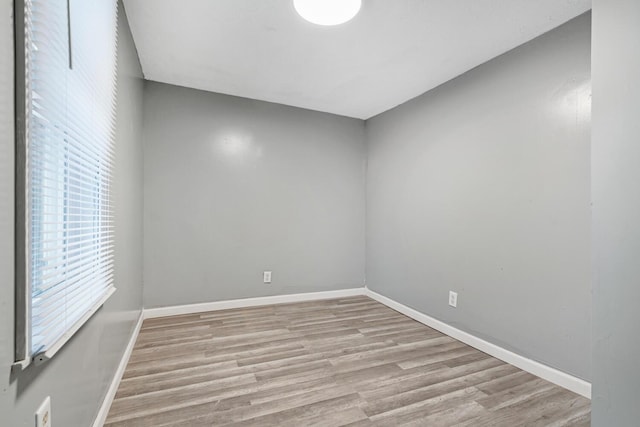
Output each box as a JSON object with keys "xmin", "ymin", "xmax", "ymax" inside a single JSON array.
[{"xmin": 14, "ymin": 0, "xmax": 30, "ymax": 367}]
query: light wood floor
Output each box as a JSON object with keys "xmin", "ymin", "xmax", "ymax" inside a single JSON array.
[{"xmin": 105, "ymin": 296, "xmax": 590, "ymax": 426}]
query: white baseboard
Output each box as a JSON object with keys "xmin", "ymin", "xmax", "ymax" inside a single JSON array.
[
  {"xmin": 364, "ymin": 287, "xmax": 591, "ymax": 399},
  {"xmin": 143, "ymin": 288, "xmax": 366, "ymax": 319},
  {"xmin": 92, "ymin": 311, "xmax": 144, "ymax": 427}
]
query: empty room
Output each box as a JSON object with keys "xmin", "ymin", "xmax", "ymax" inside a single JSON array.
[{"xmin": 1, "ymin": 0, "xmax": 639, "ymax": 426}]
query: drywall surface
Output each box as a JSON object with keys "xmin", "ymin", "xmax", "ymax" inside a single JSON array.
[
  {"xmin": 0, "ymin": 3, "xmax": 144, "ymax": 426},
  {"xmin": 143, "ymin": 82, "xmax": 366, "ymax": 307},
  {"xmin": 592, "ymin": 0, "xmax": 640, "ymax": 424},
  {"xmin": 366, "ymin": 14, "xmax": 591, "ymax": 380}
]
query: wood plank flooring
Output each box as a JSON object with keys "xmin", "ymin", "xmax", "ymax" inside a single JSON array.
[{"xmin": 105, "ymin": 296, "xmax": 590, "ymax": 426}]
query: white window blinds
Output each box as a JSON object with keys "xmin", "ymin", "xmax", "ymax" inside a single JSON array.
[{"xmin": 16, "ymin": 0, "xmax": 119, "ymax": 365}]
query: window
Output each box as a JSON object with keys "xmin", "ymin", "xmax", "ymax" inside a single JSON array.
[{"xmin": 15, "ymin": 0, "xmax": 119, "ymax": 366}]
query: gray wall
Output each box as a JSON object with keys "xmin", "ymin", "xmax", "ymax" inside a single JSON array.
[
  {"xmin": 143, "ymin": 82, "xmax": 366, "ymax": 308},
  {"xmin": 366, "ymin": 14, "xmax": 591, "ymax": 380},
  {"xmin": 592, "ymin": 0, "xmax": 640, "ymax": 424},
  {"xmin": 0, "ymin": 2, "xmax": 145, "ymax": 426}
]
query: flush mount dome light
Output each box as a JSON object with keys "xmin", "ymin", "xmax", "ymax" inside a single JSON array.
[{"xmin": 293, "ymin": 0, "xmax": 362, "ymax": 26}]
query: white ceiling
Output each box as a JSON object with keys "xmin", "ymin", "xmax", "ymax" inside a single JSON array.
[{"xmin": 123, "ymin": 0, "xmax": 591, "ymax": 120}]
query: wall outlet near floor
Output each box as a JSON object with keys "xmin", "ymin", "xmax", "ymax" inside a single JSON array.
[
  {"xmin": 449, "ymin": 291, "xmax": 458, "ymax": 308},
  {"xmin": 263, "ymin": 271, "xmax": 272, "ymax": 284},
  {"xmin": 35, "ymin": 396, "xmax": 51, "ymax": 427}
]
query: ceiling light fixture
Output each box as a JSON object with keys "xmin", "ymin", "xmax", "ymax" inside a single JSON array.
[{"xmin": 293, "ymin": 0, "xmax": 362, "ymax": 26}]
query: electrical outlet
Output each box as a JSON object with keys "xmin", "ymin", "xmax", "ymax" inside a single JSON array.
[
  {"xmin": 35, "ymin": 396, "xmax": 51, "ymax": 427},
  {"xmin": 263, "ymin": 271, "xmax": 272, "ymax": 284},
  {"xmin": 448, "ymin": 291, "xmax": 458, "ymax": 308}
]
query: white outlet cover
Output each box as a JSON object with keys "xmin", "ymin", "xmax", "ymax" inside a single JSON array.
[
  {"xmin": 449, "ymin": 291, "xmax": 458, "ymax": 308},
  {"xmin": 35, "ymin": 396, "xmax": 51, "ymax": 427},
  {"xmin": 263, "ymin": 271, "xmax": 272, "ymax": 283}
]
